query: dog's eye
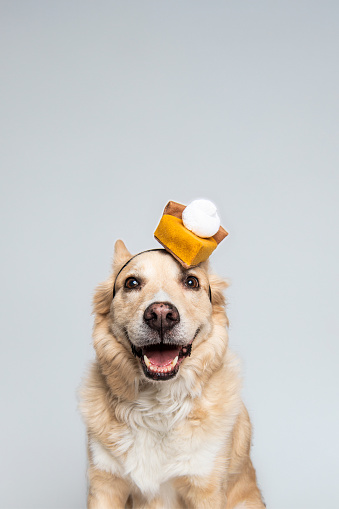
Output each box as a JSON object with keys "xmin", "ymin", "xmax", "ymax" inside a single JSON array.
[
  {"xmin": 185, "ymin": 276, "xmax": 199, "ymax": 289},
  {"xmin": 124, "ymin": 277, "xmax": 140, "ymax": 290}
]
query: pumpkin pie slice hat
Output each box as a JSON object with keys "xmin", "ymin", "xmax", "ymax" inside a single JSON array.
[{"xmin": 154, "ymin": 199, "xmax": 228, "ymax": 269}]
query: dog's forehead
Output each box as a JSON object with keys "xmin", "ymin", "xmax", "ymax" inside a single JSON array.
[{"xmin": 128, "ymin": 251, "xmax": 182, "ymax": 279}]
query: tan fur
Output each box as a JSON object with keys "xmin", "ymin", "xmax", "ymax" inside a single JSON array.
[{"xmin": 80, "ymin": 240, "xmax": 265, "ymax": 508}]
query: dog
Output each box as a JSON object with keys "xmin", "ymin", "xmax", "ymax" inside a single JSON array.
[{"xmin": 80, "ymin": 240, "xmax": 265, "ymax": 508}]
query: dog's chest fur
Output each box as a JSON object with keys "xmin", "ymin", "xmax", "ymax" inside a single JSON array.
[{"xmin": 91, "ymin": 383, "xmax": 227, "ymax": 498}]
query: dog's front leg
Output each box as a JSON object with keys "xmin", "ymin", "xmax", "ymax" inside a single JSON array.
[
  {"xmin": 175, "ymin": 475, "xmax": 227, "ymax": 509},
  {"xmin": 224, "ymin": 406, "xmax": 265, "ymax": 509},
  {"xmin": 87, "ymin": 465, "xmax": 130, "ymax": 509},
  {"xmin": 224, "ymin": 458, "xmax": 266, "ymax": 509}
]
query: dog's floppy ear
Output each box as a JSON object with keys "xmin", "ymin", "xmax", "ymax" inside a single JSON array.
[
  {"xmin": 113, "ymin": 239, "xmax": 132, "ymax": 274},
  {"xmin": 208, "ymin": 273, "xmax": 229, "ymax": 307},
  {"xmin": 199, "ymin": 260, "xmax": 228, "ymax": 306},
  {"xmin": 93, "ymin": 240, "xmax": 133, "ymax": 316}
]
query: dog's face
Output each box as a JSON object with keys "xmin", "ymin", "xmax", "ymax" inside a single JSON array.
[
  {"xmin": 93, "ymin": 240, "xmax": 228, "ymax": 394},
  {"xmin": 110, "ymin": 245, "xmax": 213, "ymax": 381}
]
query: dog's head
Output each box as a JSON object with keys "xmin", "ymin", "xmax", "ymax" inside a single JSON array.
[{"xmin": 93, "ymin": 240, "xmax": 229, "ymax": 395}]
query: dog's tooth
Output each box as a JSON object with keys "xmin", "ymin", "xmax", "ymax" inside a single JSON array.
[
  {"xmin": 172, "ymin": 356, "xmax": 178, "ymax": 367},
  {"xmin": 144, "ymin": 355, "xmax": 150, "ymax": 368}
]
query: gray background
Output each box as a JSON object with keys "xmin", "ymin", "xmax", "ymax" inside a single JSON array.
[{"xmin": 1, "ymin": 1, "xmax": 338, "ymax": 508}]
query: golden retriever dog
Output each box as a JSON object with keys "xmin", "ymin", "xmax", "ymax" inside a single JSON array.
[{"xmin": 80, "ymin": 240, "xmax": 265, "ymax": 508}]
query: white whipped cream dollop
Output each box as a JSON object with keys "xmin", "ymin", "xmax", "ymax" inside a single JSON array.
[{"xmin": 182, "ymin": 199, "xmax": 220, "ymax": 238}]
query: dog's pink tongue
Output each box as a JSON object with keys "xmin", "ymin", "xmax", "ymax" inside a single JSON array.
[{"xmin": 145, "ymin": 345, "xmax": 180, "ymax": 366}]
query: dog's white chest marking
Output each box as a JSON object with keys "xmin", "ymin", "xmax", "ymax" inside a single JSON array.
[{"xmin": 91, "ymin": 385, "xmax": 225, "ymax": 498}]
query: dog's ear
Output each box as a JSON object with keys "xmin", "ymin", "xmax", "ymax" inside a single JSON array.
[
  {"xmin": 199, "ymin": 260, "xmax": 228, "ymax": 309},
  {"xmin": 93, "ymin": 274, "xmax": 114, "ymax": 316},
  {"xmin": 93, "ymin": 240, "xmax": 133, "ymax": 316},
  {"xmin": 208, "ymin": 273, "xmax": 229, "ymax": 307},
  {"xmin": 113, "ymin": 239, "xmax": 132, "ymax": 274}
]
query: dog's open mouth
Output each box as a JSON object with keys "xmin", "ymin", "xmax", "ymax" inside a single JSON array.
[{"xmin": 132, "ymin": 343, "xmax": 192, "ymax": 381}]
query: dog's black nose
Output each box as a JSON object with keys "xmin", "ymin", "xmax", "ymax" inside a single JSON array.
[{"xmin": 143, "ymin": 302, "xmax": 180, "ymax": 332}]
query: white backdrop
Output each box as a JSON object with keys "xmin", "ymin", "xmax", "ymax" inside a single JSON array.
[{"xmin": 1, "ymin": 1, "xmax": 338, "ymax": 508}]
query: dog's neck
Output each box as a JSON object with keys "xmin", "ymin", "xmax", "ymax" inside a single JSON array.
[{"xmin": 114, "ymin": 376, "xmax": 195, "ymax": 433}]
